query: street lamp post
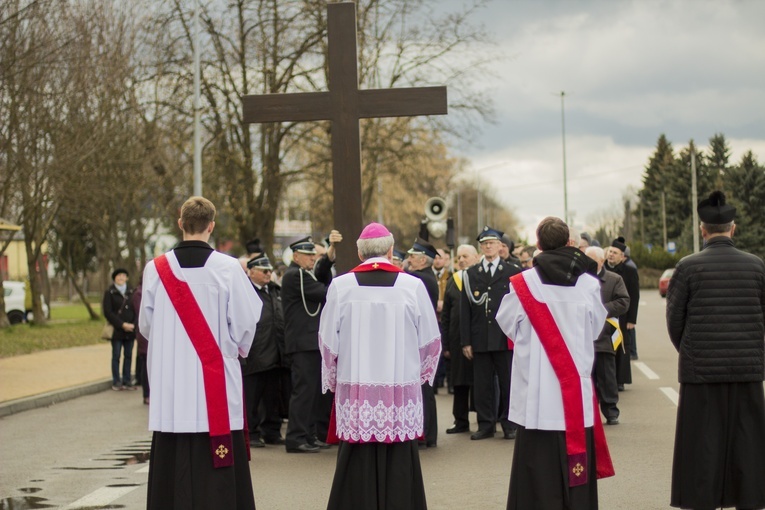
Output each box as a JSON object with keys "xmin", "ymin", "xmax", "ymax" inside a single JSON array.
[
  {"xmin": 193, "ymin": 1, "xmax": 202, "ymax": 196},
  {"xmin": 560, "ymin": 91, "xmax": 569, "ymax": 225}
]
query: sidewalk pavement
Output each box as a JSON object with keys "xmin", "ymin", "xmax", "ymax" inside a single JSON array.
[{"xmin": 0, "ymin": 343, "xmax": 113, "ymax": 418}]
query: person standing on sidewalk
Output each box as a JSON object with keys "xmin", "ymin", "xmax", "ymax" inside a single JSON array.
[
  {"xmin": 103, "ymin": 268, "xmax": 136, "ymax": 391},
  {"xmin": 140, "ymin": 196, "xmax": 262, "ymax": 509},
  {"xmin": 666, "ymin": 190, "xmax": 765, "ymax": 510}
]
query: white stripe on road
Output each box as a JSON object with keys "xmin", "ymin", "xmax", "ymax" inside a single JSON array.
[
  {"xmin": 660, "ymin": 387, "xmax": 679, "ymax": 406},
  {"xmin": 633, "ymin": 361, "xmax": 660, "ymax": 380},
  {"xmin": 64, "ymin": 486, "xmax": 139, "ymax": 509},
  {"xmin": 135, "ymin": 465, "xmax": 150, "ymax": 474}
]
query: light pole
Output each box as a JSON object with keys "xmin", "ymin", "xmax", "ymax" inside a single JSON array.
[
  {"xmin": 193, "ymin": 0, "xmax": 202, "ymax": 196},
  {"xmin": 560, "ymin": 91, "xmax": 569, "ymax": 224}
]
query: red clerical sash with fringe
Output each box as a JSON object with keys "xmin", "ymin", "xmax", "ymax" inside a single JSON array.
[
  {"xmin": 155, "ymin": 254, "xmax": 234, "ymax": 469},
  {"xmin": 348, "ymin": 260, "xmax": 404, "ymax": 273},
  {"xmin": 510, "ymin": 273, "xmax": 615, "ymax": 487}
]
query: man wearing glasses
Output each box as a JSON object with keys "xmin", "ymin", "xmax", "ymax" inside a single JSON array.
[{"xmin": 241, "ymin": 255, "xmax": 286, "ymax": 447}]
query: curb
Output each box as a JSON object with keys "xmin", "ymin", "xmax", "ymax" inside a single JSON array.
[{"xmin": 0, "ymin": 379, "xmax": 112, "ymax": 418}]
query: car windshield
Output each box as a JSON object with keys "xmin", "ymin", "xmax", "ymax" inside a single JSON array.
[{"xmin": 661, "ymin": 269, "xmax": 674, "ymax": 278}]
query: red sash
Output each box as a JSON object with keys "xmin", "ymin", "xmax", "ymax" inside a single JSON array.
[
  {"xmin": 155, "ymin": 254, "xmax": 234, "ymax": 468},
  {"xmin": 510, "ymin": 273, "xmax": 615, "ymax": 486}
]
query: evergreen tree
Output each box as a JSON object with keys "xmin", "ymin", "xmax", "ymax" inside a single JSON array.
[
  {"xmin": 727, "ymin": 151, "xmax": 765, "ymax": 260},
  {"xmin": 638, "ymin": 134, "xmax": 676, "ymax": 249},
  {"xmin": 707, "ymin": 133, "xmax": 732, "ymax": 190}
]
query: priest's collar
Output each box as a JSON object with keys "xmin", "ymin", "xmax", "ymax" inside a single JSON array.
[{"xmin": 176, "ymin": 240, "xmax": 214, "ymax": 250}]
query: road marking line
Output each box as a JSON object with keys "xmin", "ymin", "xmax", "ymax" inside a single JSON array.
[
  {"xmin": 135, "ymin": 465, "xmax": 150, "ymax": 474},
  {"xmin": 63, "ymin": 486, "xmax": 139, "ymax": 509},
  {"xmin": 634, "ymin": 361, "xmax": 660, "ymax": 380},
  {"xmin": 660, "ymin": 387, "xmax": 679, "ymax": 406}
]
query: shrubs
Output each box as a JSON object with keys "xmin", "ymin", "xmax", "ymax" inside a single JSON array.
[{"xmin": 629, "ymin": 243, "xmax": 685, "ymax": 271}]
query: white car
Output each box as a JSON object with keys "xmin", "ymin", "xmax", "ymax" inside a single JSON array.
[{"xmin": 3, "ymin": 281, "xmax": 49, "ymax": 324}]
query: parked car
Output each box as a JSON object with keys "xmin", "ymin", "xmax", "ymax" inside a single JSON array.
[
  {"xmin": 659, "ymin": 268, "xmax": 674, "ymax": 297},
  {"xmin": 3, "ymin": 281, "xmax": 49, "ymax": 324}
]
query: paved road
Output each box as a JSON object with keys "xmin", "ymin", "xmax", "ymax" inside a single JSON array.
[{"xmin": 0, "ymin": 292, "xmax": 687, "ymax": 509}]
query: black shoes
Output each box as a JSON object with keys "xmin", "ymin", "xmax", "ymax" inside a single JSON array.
[
  {"xmin": 310, "ymin": 439, "xmax": 331, "ymax": 449},
  {"xmin": 470, "ymin": 429, "xmax": 495, "ymax": 440},
  {"xmin": 606, "ymin": 417, "xmax": 620, "ymax": 425},
  {"xmin": 446, "ymin": 425, "xmax": 470, "ymax": 434},
  {"xmin": 249, "ymin": 437, "xmax": 265, "ymax": 448},
  {"xmin": 503, "ymin": 429, "xmax": 517, "ymax": 440},
  {"xmin": 617, "ymin": 384, "xmax": 625, "ymax": 392},
  {"xmin": 263, "ymin": 436, "xmax": 285, "ymax": 445},
  {"xmin": 286, "ymin": 443, "xmax": 320, "ymax": 453}
]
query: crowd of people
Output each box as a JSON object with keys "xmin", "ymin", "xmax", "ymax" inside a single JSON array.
[{"xmin": 102, "ymin": 192, "xmax": 764, "ymax": 510}]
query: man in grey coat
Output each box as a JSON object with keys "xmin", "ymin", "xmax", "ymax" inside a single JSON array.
[{"xmin": 586, "ymin": 246, "xmax": 630, "ymax": 425}]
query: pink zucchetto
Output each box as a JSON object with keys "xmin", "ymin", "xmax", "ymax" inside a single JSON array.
[{"xmin": 358, "ymin": 222, "xmax": 392, "ymax": 239}]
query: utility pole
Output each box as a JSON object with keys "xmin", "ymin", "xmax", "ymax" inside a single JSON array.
[
  {"xmin": 193, "ymin": 1, "xmax": 202, "ymax": 196},
  {"xmin": 477, "ymin": 189, "xmax": 483, "ymax": 234},
  {"xmin": 690, "ymin": 140, "xmax": 700, "ymax": 253},
  {"xmin": 661, "ymin": 191, "xmax": 668, "ymax": 250},
  {"xmin": 560, "ymin": 91, "xmax": 569, "ymax": 224}
]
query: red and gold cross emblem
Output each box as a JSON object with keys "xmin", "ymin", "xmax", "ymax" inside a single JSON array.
[{"xmin": 216, "ymin": 444, "xmax": 229, "ymax": 459}]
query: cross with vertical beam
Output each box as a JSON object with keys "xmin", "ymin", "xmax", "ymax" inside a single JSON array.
[{"xmin": 242, "ymin": 1, "xmax": 447, "ymax": 273}]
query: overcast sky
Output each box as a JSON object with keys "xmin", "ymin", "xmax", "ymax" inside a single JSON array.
[{"xmin": 440, "ymin": 0, "xmax": 765, "ymax": 242}]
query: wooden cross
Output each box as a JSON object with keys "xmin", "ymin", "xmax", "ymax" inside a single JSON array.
[{"xmin": 242, "ymin": 1, "xmax": 447, "ymax": 273}]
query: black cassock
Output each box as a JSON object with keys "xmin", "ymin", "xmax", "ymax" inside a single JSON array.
[{"xmin": 671, "ymin": 382, "xmax": 765, "ymax": 509}]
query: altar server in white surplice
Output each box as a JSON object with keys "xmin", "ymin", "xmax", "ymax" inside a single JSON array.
[
  {"xmin": 496, "ymin": 216, "xmax": 614, "ymax": 510},
  {"xmin": 319, "ymin": 222, "xmax": 441, "ymax": 510},
  {"xmin": 140, "ymin": 196, "xmax": 262, "ymax": 510}
]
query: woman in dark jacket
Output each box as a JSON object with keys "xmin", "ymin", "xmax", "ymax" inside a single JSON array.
[{"xmin": 103, "ymin": 268, "xmax": 136, "ymax": 390}]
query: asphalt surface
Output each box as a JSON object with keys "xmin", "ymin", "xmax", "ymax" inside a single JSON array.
[{"xmin": 0, "ymin": 292, "xmax": 690, "ymax": 509}]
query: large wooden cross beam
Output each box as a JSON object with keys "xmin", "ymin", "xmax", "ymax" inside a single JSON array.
[{"xmin": 242, "ymin": 1, "xmax": 447, "ymax": 273}]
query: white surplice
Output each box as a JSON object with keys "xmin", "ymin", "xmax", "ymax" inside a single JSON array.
[
  {"xmin": 140, "ymin": 250, "xmax": 262, "ymax": 432},
  {"xmin": 319, "ymin": 257, "xmax": 442, "ymax": 443},
  {"xmin": 496, "ymin": 269, "xmax": 606, "ymax": 431}
]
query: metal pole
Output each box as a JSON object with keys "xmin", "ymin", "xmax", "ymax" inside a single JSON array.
[
  {"xmin": 690, "ymin": 141, "xmax": 700, "ymax": 253},
  {"xmin": 477, "ymin": 189, "xmax": 483, "ymax": 234},
  {"xmin": 560, "ymin": 91, "xmax": 569, "ymax": 224},
  {"xmin": 376, "ymin": 177, "xmax": 383, "ymax": 224},
  {"xmin": 661, "ymin": 191, "xmax": 667, "ymax": 250},
  {"xmin": 457, "ymin": 189, "xmax": 462, "ymax": 242},
  {"xmin": 193, "ymin": 1, "xmax": 202, "ymax": 196}
]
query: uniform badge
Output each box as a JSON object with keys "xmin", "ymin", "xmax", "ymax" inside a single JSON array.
[{"xmin": 498, "ymin": 265, "xmax": 503, "ymax": 271}]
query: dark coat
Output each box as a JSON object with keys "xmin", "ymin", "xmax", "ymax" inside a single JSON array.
[
  {"xmin": 131, "ymin": 285, "xmax": 147, "ymax": 355},
  {"xmin": 666, "ymin": 236, "xmax": 765, "ymax": 384},
  {"xmin": 408, "ymin": 267, "xmax": 439, "ymax": 312},
  {"xmin": 441, "ymin": 274, "xmax": 473, "ymax": 386},
  {"xmin": 102, "ymin": 284, "xmax": 135, "ymax": 341},
  {"xmin": 281, "ymin": 256, "xmax": 333, "ymax": 354},
  {"xmin": 242, "ymin": 282, "xmax": 284, "ymax": 375},
  {"xmin": 460, "ymin": 258, "xmax": 522, "ymax": 352},
  {"xmin": 594, "ymin": 268, "xmax": 630, "ymax": 354},
  {"xmin": 605, "ymin": 259, "xmax": 640, "ymax": 325}
]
